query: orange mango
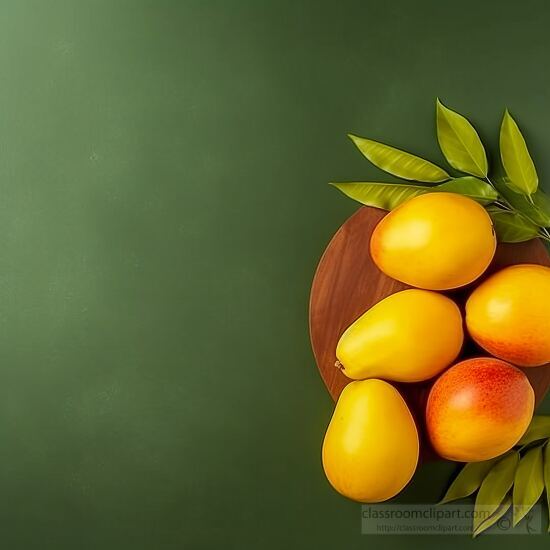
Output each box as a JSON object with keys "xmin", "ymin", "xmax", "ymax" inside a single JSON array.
[{"xmin": 466, "ymin": 264, "xmax": 550, "ymax": 367}]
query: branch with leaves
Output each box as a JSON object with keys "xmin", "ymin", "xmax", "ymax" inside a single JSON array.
[
  {"xmin": 332, "ymin": 99, "xmax": 550, "ymax": 244},
  {"xmin": 440, "ymin": 415, "xmax": 550, "ymax": 537}
]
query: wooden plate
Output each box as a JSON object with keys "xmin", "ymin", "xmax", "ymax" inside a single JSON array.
[{"xmin": 309, "ymin": 206, "xmax": 550, "ymax": 460}]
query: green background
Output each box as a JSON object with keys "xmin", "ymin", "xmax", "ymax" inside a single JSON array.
[{"xmin": 1, "ymin": 0, "xmax": 549, "ymax": 548}]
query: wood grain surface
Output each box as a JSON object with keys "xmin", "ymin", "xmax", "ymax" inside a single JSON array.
[{"xmin": 309, "ymin": 206, "xmax": 550, "ymax": 460}]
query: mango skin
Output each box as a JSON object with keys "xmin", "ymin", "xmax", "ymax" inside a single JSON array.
[
  {"xmin": 322, "ymin": 379, "xmax": 419, "ymax": 502},
  {"xmin": 426, "ymin": 357, "xmax": 534, "ymax": 462},
  {"xmin": 336, "ymin": 289, "xmax": 463, "ymax": 382},
  {"xmin": 466, "ymin": 264, "xmax": 550, "ymax": 367},
  {"xmin": 370, "ymin": 193, "xmax": 496, "ymax": 290}
]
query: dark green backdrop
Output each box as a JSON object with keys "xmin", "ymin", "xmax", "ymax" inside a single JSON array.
[{"xmin": 1, "ymin": 0, "xmax": 549, "ymax": 548}]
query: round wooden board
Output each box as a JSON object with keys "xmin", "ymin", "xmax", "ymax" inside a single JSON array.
[{"xmin": 309, "ymin": 206, "xmax": 550, "ymax": 461}]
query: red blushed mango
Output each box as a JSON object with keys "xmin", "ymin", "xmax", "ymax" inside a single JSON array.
[
  {"xmin": 466, "ymin": 264, "xmax": 550, "ymax": 367},
  {"xmin": 426, "ymin": 358, "xmax": 534, "ymax": 462}
]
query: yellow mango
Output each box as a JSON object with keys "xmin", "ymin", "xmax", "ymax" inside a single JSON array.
[
  {"xmin": 370, "ymin": 193, "xmax": 496, "ymax": 290},
  {"xmin": 322, "ymin": 379, "xmax": 419, "ymax": 502},
  {"xmin": 336, "ymin": 289, "xmax": 463, "ymax": 382}
]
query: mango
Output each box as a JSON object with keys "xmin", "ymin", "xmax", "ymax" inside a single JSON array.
[
  {"xmin": 322, "ymin": 379, "xmax": 419, "ymax": 502},
  {"xmin": 466, "ymin": 264, "xmax": 550, "ymax": 367},
  {"xmin": 426, "ymin": 357, "xmax": 534, "ymax": 462},
  {"xmin": 336, "ymin": 289, "xmax": 463, "ymax": 382},
  {"xmin": 370, "ymin": 193, "xmax": 496, "ymax": 290}
]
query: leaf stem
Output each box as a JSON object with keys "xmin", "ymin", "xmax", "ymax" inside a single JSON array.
[
  {"xmin": 484, "ymin": 175, "xmax": 497, "ymax": 188},
  {"xmin": 486, "ymin": 175, "xmax": 550, "ymax": 242},
  {"xmin": 494, "ymin": 201, "xmax": 513, "ymax": 212},
  {"xmin": 485, "ymin": 175, "xmax": 514, "ymax": 211}
]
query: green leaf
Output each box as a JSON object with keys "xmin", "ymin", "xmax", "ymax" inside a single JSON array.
[
  {"xmin": 512, "ymin": 445, "xmax": 545, "ymax": 526},
  {"xmin": 500, "ymin": 110, "xmax": 538, "ymax": 195},
  {"xmin": 494, "ymin": 177, "xmax": 550, "ymax": 227},
  {"xmin": 436, "ymin": 99, "xmax": 488, "ymax": 177},
  {"xmin": 331, "ymin": 178, "xmax": 498, "ymax": 211},
  {"xmin": 437, "ymin": 177, "xmax": 498, "ymax": 205},
  {"xmin": 440, "ymin": 458, "xmax": 499, "ymax": 504},
  {"xmin": 487, "ymin": 207, "xmax": 540, "ymax": 243},
  {"xmin": 474, "ymin": 451, "xmax": 519, "ymax": 532},
  {"xmin": 330, "ymin": 182, "xmax": 429, "ymax": 210},
  {"xmin": 544, "ymin": 442, "xmax": 550, "ymax": 532},
  {"xmin": 518, "ymin": 416, "xmax": 550, "ymax": 445},
  {"xmin": 348, "ymin": 134, "xmax": 450, "ymax": 183},
  {"xmin": 473, "ymin": 494, "xmax": 512, "ymax": 537}
]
